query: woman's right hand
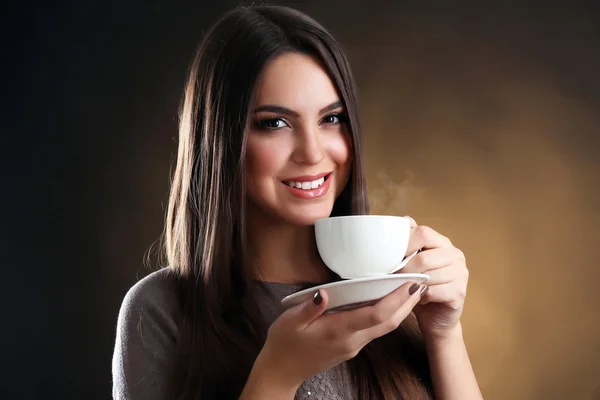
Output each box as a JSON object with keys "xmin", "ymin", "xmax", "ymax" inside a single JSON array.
[{"xmin": 243, "ymin": 281, "xmax": 427, "ymax": 396}]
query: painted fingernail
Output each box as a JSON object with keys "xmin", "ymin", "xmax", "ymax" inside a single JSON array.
[
  {"xmin": 313, "ymin": 290, "xmax": 323, "ymax": 305},
  {"xmin": 420, "ymin": 286, "xmax": 429, "ymax": 296},
  {"xmin": 408, "ymin": 283, "xmax": 420, "ymax": 295}
]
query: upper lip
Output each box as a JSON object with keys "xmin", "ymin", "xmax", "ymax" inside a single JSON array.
[{"xmin": 282, "ymin": 171, "xmax": 331, "ymax": 182}]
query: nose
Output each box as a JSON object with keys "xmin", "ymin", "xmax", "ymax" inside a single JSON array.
[{"xmin": 292, "ymin": 125, "xmax": 325, "ymax": 165}]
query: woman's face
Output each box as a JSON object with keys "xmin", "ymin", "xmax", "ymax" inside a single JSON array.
[{"xmin": 245, "ymin": 52, "xmax": 352, "ymax": 226}]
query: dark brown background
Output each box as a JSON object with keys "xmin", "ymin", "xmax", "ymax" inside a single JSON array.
[{"xmin": 3, "ymin": 0, "xmax": 599, "ymax": 399}]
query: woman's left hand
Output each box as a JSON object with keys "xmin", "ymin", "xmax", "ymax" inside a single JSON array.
[{"xmin": 399, "ymin": 217, "xmax": 469, "ymax": 340}]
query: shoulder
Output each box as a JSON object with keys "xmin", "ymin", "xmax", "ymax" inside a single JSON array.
[
  {"xmin": 112, "ymin": 268, "xmax": 181, "ymax": 399},
  {"xmin": 119, "ymin": 268, "xmax": 180, "ymax": 320}
]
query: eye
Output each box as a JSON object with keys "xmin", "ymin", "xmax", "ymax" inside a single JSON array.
[
  {"xmin": 254, "ymin": 117, "xmax": 289, "ymax": 130},
  {"xmin": 321, "ymin": 113, "xmax": 348, "ymax": 125}
]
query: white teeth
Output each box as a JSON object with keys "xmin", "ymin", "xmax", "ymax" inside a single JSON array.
[{"xmin": 285, "ymin": 176, "xmax": 326, "ymax": 190}]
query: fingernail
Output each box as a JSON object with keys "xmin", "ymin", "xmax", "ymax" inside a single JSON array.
[
  {"xmin": 408, "ymin": 283, "xmax": 420, "ymax": 295},
  {"xmin": 313, "ymin": 290, "xmax": 323, "ymax": 305},
  {"xmin": 420, "ymin": 285, "xmax": 429, "ymax": 296}
]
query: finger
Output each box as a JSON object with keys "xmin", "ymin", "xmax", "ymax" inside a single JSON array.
[
  {"xmin": 284, "ymin": 288, "xmax": 329, "ymax": 329},
  {"xmin": 402, "ymin": 247, "xmax": 462, "ymax": 274},
  {"xmin": 418, "ymin": 282, "xmax": 466, "ymax": 310},
  {"xmin": 340, "ymin": 282, "xmax": 424, "ymax": 333},
  {"xmin": 406, "ymin": 225, "xmax": 452, "ymax": 254},
  {"xmin": 417, "ymin": 265, "xmax": 455, "ymax": 285},
  {"xmin": 358, "ymin": 283, "xmax": 426, "ymax": 341},
  {"xmin": 403, "ymin": 215, "xmax": 417, "ymax": 229}
]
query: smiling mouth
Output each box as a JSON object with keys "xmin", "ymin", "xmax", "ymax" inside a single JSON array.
[{"xmin": 282, "ymin": 173, "xmax": 331, "ymax": 190}]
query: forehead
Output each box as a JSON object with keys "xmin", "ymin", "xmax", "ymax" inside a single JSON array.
[{"xmin": 254, "ymin": 52, "xmax": 340, "ymax": 110}]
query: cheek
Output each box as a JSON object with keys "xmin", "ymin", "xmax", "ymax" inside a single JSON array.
[
  {"xmin": 326, "ymin": 131, "xmax": 352, "ymax": 172},
  {"xmin": 245, "ymin": 139, "xmax": 286, "ymax": 183},
  {"xmin": 324, "ymin": 131, "xmax": 352, "ymax": 199}
]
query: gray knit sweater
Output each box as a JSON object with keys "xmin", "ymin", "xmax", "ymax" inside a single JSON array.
[{"xmin": 112, "ymin": 269, "xmax": 353, "ymax": 399}]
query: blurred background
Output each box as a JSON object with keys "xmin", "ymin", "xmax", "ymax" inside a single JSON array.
[{"xmin": 3, "ymin": 0, "xmax": 599, "ymax": 399}]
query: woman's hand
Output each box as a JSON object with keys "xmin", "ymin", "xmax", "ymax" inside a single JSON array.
[
  {"xmin": 241, "ymin": 281, "xmax": 426, "ymax": 397},
  {"xmin": 400, "ymin": 217, "xmax": 470, "ymax": 341}
]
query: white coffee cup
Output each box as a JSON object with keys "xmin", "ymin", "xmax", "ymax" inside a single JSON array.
[{"xmin": 314, "ymin": 215, "xmax": 412, "ymax": 279}]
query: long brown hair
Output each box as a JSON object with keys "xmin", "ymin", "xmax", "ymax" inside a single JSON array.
[{"xmin": 163, "ymin": 5, "xmax": 433, "ymax": 399}]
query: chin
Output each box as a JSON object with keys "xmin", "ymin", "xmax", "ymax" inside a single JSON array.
[{"xmin": 281, "ymin": 204, "xmax": 334, "ymax": 226}]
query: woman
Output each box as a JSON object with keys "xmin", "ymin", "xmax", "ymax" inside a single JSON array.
[{"xmin": 112, "ymin": 5, "xmax": 483, "ymax": 400}]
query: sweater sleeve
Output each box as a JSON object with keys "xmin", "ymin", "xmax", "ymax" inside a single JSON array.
[{"xmin": 112, "ymin": 270, "xmax": 180, "ymax": 400}]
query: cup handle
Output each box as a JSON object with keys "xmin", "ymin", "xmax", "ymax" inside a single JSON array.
[{"xmin": 388, "ymin": 249, "xmax": 419, "ymax": 274}]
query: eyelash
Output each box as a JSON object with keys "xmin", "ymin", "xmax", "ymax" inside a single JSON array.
[{"xmin": 253, "ymin": 113, "xmax": 349, "ymax": 131}]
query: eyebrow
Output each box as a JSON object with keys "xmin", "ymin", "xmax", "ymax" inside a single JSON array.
[{"xmin": 253, "ymin": 101, "xmax": 344, "ymax": 117}]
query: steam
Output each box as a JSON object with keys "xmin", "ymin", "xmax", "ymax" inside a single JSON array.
[{"xmin": 368, "ymin": 169, "xmax": 422, "ymax": 216}]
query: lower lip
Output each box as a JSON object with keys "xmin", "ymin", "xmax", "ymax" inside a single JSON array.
[{"xmin": 282, "ymin": 175, "xmax": 332, "ymax": 199}]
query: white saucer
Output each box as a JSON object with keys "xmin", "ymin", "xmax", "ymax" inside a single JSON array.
[{"xmin": 281, "ymin": 273, "xmax": 430, "ymax": 313}]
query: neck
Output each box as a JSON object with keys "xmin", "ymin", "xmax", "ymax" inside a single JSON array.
[{"xmin": 246, "ymin": 208, "xmax": 335, "ymax": 285}]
